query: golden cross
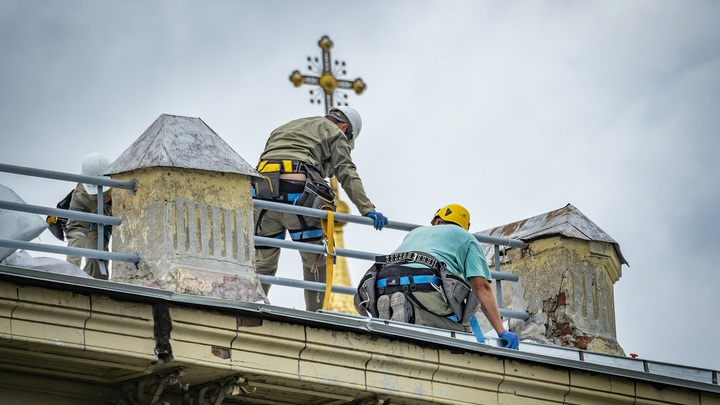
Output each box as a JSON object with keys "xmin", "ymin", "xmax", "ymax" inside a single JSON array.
[{"xmin": 289, "ymin": 35, "xmax": 367, "ymax": 114}]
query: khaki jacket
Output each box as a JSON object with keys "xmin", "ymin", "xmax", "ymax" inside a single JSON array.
[
  {"xmin": 66, "ymin": 183, "xmax": 112, "ymax": 235},
  {"xmin": 259, "ymin": 116, "xmax": 375, "ymax": 215}
]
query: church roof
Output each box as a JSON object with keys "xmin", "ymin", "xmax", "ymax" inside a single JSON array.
[
  {"xmin": 105, "ymin": 114, "xmax": 261, "ymax": 178},
  {"xmin": 477, "ymin": 203, "xmax": 628, "ymax": 265}
]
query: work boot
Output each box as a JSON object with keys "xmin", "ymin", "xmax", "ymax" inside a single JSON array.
[
  {"xmin": 377, "ymin": 295, "xmax": 391, "ymax": 319},
  {"xmin": 390, "ymin": 292, "xmax": 413, "ymax": 323}
]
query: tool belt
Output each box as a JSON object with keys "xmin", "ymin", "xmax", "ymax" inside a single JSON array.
[
  {"xmin": 354, "ymin": 251, "xmax": 481, "ymax": 325},
  {"xmin": 252, "ymin": 159, "xmax": 336, "ymax": 211}
]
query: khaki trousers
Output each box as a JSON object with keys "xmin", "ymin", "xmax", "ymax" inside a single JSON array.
[
  {"xmin": 66, "ymin": 228, "xmax": 110, "ymax": 280},
  {"xmin": 254, "ymin": 207, "xmax": 326, "ymax": 312}
]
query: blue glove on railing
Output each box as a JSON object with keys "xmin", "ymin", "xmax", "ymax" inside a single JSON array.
[
  {"xmin": 365, "ymin": 211, "xmax": 388, "ymax": 230},
  {"xmin": 498, "ymin": 330, "xmax": 520, "ymax": 350}
]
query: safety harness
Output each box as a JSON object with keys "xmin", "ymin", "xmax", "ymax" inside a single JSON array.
[
  {"xmin": 253, "ymin": 159, "xmax": 338, "ymax": 310},
  {"xmin": 253, "ymin": 159, "xmax": 336, "ymax": 245},
  {"xmin": 354, "ymin": 251, "xmax": 485, "ymax": 343},
  {"xmin": 374, "ymin": 252, "xmax": 443, "ymax": 296},
  {"xmin": 252, "ymin": 159, "xmax": 336, "ymax": 210}
]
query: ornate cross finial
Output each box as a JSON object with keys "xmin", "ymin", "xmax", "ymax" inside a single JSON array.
[{"xmin": 289, "ymin": 35, "xmax": 367, "ymax": 115}]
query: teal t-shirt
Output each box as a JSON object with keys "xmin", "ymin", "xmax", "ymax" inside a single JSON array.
[{"xmin": 391, "ymin": 224, "xmax": 492, "ymax": 282}]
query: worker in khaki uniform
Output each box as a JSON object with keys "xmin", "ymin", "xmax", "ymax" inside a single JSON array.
[
  {"xmin": 66, "ymin": 153, "xmax": 113, "ymax": 280},
  {"xmin": 253, "ymin": 107, "xmax": 388, "ymax": 311},
  {"xmin": 355, "ymin": 204, "xmax": 519, "ymax": 349}
]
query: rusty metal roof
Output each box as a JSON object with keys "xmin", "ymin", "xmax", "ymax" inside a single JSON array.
[
  {"xmin": 105, "ymin": 114, "xmax": 261, "ymax": 178},
  {"xmin": 477, "ymin": 204, "xmax": 628, "ymax": 266}
]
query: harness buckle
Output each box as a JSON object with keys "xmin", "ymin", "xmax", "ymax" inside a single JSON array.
[{"xmin": 409, "ymin": 275, "xmax": 417, "ymax": 291}]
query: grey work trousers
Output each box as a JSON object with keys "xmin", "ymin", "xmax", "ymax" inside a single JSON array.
[{"xmin": 410, "ymin": 291, "xmax": 471, "ymax": 333}]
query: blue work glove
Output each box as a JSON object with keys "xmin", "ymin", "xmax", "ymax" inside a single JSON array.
[
  {"xmin": 498, "ymin": 330, "xmax": 520, "ymax": 350},
  {"xmin": 365, "ymin": 211, "xmax": 388, "ymax": 230}
]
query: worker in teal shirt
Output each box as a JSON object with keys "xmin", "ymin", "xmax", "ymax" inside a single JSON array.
[{"xmin": 355, "ymin": 204, "xmax": 519, "ymax": 349}]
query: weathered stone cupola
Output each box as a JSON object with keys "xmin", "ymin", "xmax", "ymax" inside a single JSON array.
[
  {"xmin": 479, "ymin": 204, "xmax": 628, "ymax": 355},
  {"xmin": 105, "ymin": 114, "xmax": 266, "ymax": 302}
]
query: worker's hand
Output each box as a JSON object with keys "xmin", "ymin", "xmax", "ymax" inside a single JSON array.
[
  {"xmin": 365, "ymin": 211, "xmax": 388, "ymax": 230},
  {"xmin": 498, "ymin": 330, "xmax": 520, "ymax": 350}
]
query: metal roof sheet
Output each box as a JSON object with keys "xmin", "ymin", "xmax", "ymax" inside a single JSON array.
[{"xmin": 105, "ymin": 114, "xmax": 261, "ymax": 178}]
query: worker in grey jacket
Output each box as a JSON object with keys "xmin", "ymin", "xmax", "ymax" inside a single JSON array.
[
  {"xmin": 66, "ymin": 153, "xmax": 113, "ymax": 279},
  {"xmin": 253, "ymin": 107, "xmax": 388, "ymax": 311}
]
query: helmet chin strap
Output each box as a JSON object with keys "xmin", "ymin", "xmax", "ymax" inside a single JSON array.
[{"xmin": 326, "ymin": 112, "xmax": 353, "ymax": 139}]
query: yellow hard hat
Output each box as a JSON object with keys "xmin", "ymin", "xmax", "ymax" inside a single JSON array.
[{"xmin": 433, "ymin": 204, "xmax": 471, "ymax": 230}]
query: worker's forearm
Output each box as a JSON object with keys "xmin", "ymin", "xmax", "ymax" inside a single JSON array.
[{"xmin": 476, "ymin": 288, "xmax": 506, "ymax": 335}]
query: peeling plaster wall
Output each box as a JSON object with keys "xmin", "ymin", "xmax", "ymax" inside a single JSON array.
[
  {"xmin": 490, "ymin": 235, "xmax": 625, "ymax": 355},
  {"xmin": 110, "ymin": 167, "xmax": 264, "ymax": 302}
]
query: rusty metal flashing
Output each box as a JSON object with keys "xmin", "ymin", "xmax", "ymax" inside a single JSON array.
[{"xmin": 477, "ymin": 203, "xmax": 629, "ymax": 265}]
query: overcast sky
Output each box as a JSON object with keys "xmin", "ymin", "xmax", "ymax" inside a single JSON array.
[{"xmin": 1, "ymin": 1, "xmax": 719, "ymax": 371}]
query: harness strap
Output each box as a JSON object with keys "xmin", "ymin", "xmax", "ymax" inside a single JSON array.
[
  {"xmin": 321, "ymin": 211, "xmax": 336, "ymax": 310},
  {"xmin": 255, "ymin": 229, "xmax": 287, "ymax": 250},
  {"xmin": 289, "ymin": 228, "xmax": 323, "ymax": 241},
  {"xmin": 376, "ymin": 275, "xmax": 439, "ymax": 288},
  {"xmin": 447, "ymin": 314, "xmax": 486, "ymax": 343},
  {"xmin": 257, "ymin": 189, "xmax": 302, "ymax": 203},
  {"xmin": 257, "ymin": 159, "xmax": 304, "ymax": 173},
  {"xmin": 296, "ymin": 215, "xmax": 310, "ymax": 236},
  {"xmin": 271, "ymin": 192, "xmax": 302, "ymax": 204},
  {"xmin": 89, "ymin": 222, "xmax": 112, "ymax": 241},
  {"xmin": 255, "ymin": 209, "xmax": 267, "ymax": 233},
  {"xmin": 253, "ymin": 189, "xmax": 302, "ymax": 204}
]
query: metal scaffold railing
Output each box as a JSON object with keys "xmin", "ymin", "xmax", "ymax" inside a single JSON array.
[
  {"xmin": 0, "ymin": 163, "xmax": 528, "ymax": 320},
  {"xmin": 0, "ymin": 163, "xmax": 140, "ymax": 273},
  {"xmin": 252, "ymin": 199, "xmax": 529, "ymax": 320}
]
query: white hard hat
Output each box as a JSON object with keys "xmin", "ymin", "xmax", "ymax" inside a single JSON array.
[
  {"xmin": 329, "ymin": 106, "xmax": 362, "ymax": 141},
  {"xmin": 81, "ymin": 153, "xmax": 111, "ymax": 195}
]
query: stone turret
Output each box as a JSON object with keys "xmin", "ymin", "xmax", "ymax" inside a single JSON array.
[
  {"xmin": 105, "ymin": 114, "xmax": 266, "ymax": 302},
  {"xmin": 479, "ymin": 204, "xmax": 628, "ymax": 355}
]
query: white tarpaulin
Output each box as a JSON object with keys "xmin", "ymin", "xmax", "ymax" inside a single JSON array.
[
  {"xmin": 0, "ymin": 183, "xmax": 47, "ymax": 260},
  {"xmin": 1, "ymin": 250, "xmax": 91, "ymax": 278}
]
